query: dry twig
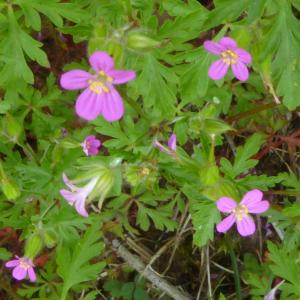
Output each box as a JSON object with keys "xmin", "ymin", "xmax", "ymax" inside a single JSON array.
[{"xmin": 110, "ymin": 238, "xmax": 192, "ymax": 300}]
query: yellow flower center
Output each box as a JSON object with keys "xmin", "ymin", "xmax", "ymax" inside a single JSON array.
[
  {"xmin": 221, "ymin": 49, "xmax": 238, "ymax": 65},
  {"xmin": 88, "ymin": 70, "xmax": 113, "ymax": 94},
  {"xmin": 232, "ymin": 204, "xmax": 248, "ymax": 221},
  {"xmin": 141, "ymin": 167, "xmax": 150, "ymax": 176},
  {"xmin": 20, "ymin": 259, "xmax": 31, "ymax": 270}
]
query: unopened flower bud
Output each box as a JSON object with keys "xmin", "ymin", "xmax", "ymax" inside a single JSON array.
[
  {"xmin": 43, "ymin": 230, "xmax": 57, "ymax": 248},
  {"xmin": 1, "ymin": 177, "xmax": 20, "ymax": 200},
  {"xmin": 127, "ymin": 33, "xmax": 161, "ymax": 50},
  {"xmin": 24, "ymin": 234, "xmax": 43, "ymax": 259},
  {"xmin": 61, "ymin": 139, "xmax": 79, "ymax": 149},
  {"xmin": 4, "ymin": 113, "xmax": 23, "ymax": 143}
]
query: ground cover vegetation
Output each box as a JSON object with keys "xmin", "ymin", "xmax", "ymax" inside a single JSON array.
[{"xmin": 0, "ymin": 0, "xmax": 300, "ymax": 299}]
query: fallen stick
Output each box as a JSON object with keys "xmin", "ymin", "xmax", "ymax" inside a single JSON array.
[{"xmin": 111, "ymin": 239, "xmax": 192, "ymax": 300}]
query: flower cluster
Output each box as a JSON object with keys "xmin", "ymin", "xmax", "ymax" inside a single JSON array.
[{"xmin": 5, "ymin": 36, "xmax": 257, "ymax": 285}]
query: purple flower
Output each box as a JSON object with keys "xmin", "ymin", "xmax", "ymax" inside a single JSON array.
[
  {"xmin": 5, "ymin": 256, "xmax": 36, "ymax": 282},
  {"xmin": 81, "ymin": 135, "xmax": 101, "ymax": 156},
  {"xmin": 204, "ymin": 37, "xmax": 252, "ymax": 81},
  {"xmin": 216, "ymin": 189, "xmax": 269, "ymax": 237},
  {"xmin": 60, "ymin": 174, "xmax": 98, "ymax": 217},
  {"xmin": 154, "ymin": 133, "xmax": 177, "ymax": 153},
  {"xmin": 60, "ymin": 51, "xmax": 136, "ymax": 122}
]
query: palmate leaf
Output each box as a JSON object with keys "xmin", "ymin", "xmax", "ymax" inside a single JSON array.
[
  {"xmin": 17, "ymin": 0, "xmax": 85, "ymax": 28},
  {"xmin": 0, "ymin": 0, "xmax": 85, "ymax": 86},
  {"xmin": 134, "ymin": 54, "xmax": 178, "ymax": 120},
  {"xmin": 267, "ymin": 241, "xmax": 300, "ymax": 297},
  {"xmin": 202, "ymin": 0, "xmax": 250, "ymax": 31},
  {"xmin": 158, "ymin": 0, "xmax": 207, "ymax": 42},
  {"xmin": 180, "ymin": 49, "xmax": 213, "ymax": 105},
  {"xmin": 0, "ymin": 7, "xmax": 49, "ymax": 85},
  {"xmin": 136, "ymin": 202, "xmax": 177, "ymax": 231},
  {"xmin": 220, "ymin": 133, "xmax": 265, "ymax": 179},
  {"xmin": 57, "ymin": 220, "xmax": 106, "ymax": 300},
  {"xmin": 183, "ymin": 185, "xmax": 220, "ymax": 247},
  {"xmin": 260, "ymin": 0, "xmax": 300, "ymax": 109}
]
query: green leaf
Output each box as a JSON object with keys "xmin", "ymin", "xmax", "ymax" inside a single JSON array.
[
  {"xmin": 237, "ymin": 174, "xmax": 283, "ymax": 191},
  {"xmin": 20, "ymin": 0, "xmax": 85, "ymax": 27},
  {"xmin": 20, "ymin": 30, "xmax": 49, "ymax": 67},
  {"xmin": 260, "ymin": 1, "xmax": 300, "ymax": 109},
  {"xmin": 57, "ymin": 220, "xmax": 106, "ymax": 300},
  {"xmin": 18, "ymin": 1, "xmax": 41, "ymax": 31},
  {"xmin": 136, "ymin": 202, "xmax": 177, "ymax": 231},
  {"xmin": 134, "ymin": 287, "xmax": 149, "ymax": 300},
  {"xmin": 0, "ymin": 247, "xmax": 11, "ymax": 260},
  {"xmin": 221, "ymin": 133, "xmax": 265, "ymax": 178},
  {"xmin": 158, "ymin": 1, "xmax": 206, "ymax": 42},
  {"xmin": 0, "ymin": 8, "xmax": 49, "ymax": 85},
  {"xmin": 180, "ymin": 50, "xmax": 212, "ymax": 105},
  {"xmin": 183, "ymin": 185, "xmax": 220, "ymax": 247},
  {"xmin": 202, "ymin": 0, "xmax": 250, "ymax": 31},
  {"xmin": 82, "ymin": 291, "xmax": 98, "ymax": 300},
  {"xmin": 104, "ymin": 280, "xmax": 123, "ymax": 297},
  {"xmin": 267, "ymin": 241, "xmax": 300, "ymax": 297},
  {"xmin": 134, "ymin": 54, "xmax": 178, "ymax": 119}
]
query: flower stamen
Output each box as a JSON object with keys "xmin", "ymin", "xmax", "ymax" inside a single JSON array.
[
  {"xmin": 221, "ymin": 49, "xmax": 238, "ymax": 65},
  {"xmin": 88, "ymin": 80, "xmax": 110, "ymax": 94},
  {"xmin": 232, "ymin": 204, "xmax": 248, "ymax": 221}
]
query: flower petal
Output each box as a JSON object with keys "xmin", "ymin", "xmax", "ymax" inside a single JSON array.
[
  {"xmin": 62, "ymin": 173, "xmax": 77, "ymax": 191},
  {"xmin": 231, "ymin": 61, "xmax": 249, "ymax": 81},
  {"xmin": 87, "ymin": 147, "xmax": 99, "ymax": 156},
  {"xmin": 248, "ymin": 201, "xmax": 269, "ymax": 214},
  {"xmin": 101, "ymin": 88, "xmax": 124, "ymax": 122},
  {"xmin": 91, "ymin": 139, "xmax": 101, "ymax": 148},
  {"xmin": 75, "ymin": 88, "xmax": 103, "ymax": 121},
  {"xmin": 216, "ymin": 214, "xmax": 235, "ymax": 233},
  {"xmin": 167, "ymin": 134, "xmax": 176, "ymax": 151},
  {"xmin": 264, "ymin": 280, "xmax": 284, "ymax": 300},
  {"xmin": 60, "ymin": 70, "xmax": 91, "ymax": 90},
  {"xmin": 74, "ymin": 198, "xmax": 89, "ymax": 217},
  {"xmin": 60, "ymin": 189, "xmax": 77, "ymax": 204},
  {"xmin": 89, "ymin": 51, "xmax": 114, "ymax": 72},
  {"xmin": 107, "ymin": 70, "xmax": 136, "ymax": 84},
  {"xmin": 236, "ymin": 216, "xmax": 256, "ymax": 236},
  {"xmin": 153, "ymin": 140, "xmax": 168, "ymax": 153},
  {"xmin": 235, "ymin": 48, "xmax": 252, "ymax": 64},
  {"xmin": 12, "ymin": 266, "xmax": 27, "ymax": 280},
  {"xmin": 203, "ymin": 40, "xmax": 225, "ymax": 55},
  {"xmin": 5, "ymin": 259, "xmax": 20, "ymax": 268},
  {"xmin": 208, "ymin": 59, "xmax": 229, "ymax": 80},
  {"xmin": 28, "ymin": 267, "xmax": 36, "ymax": 282},
  {"xmin": 82, "ymin": 177, "xmax": 99, "ymax": 196},
  {"xmin": 219, "ymin": 37, "xmax": 237, "ymax": 49},
  {"xmin": 216, "ymin": 197, "xmax": 237, "ymax": 213},
  {"xmin": 241, "ymin": 189, "xmax": 263, "ymax": 208}
]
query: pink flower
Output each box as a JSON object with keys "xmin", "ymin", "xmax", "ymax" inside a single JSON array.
[
  {"xmin": 216, "ymin": 189, "xmax": 269, "ymax": 237},
  {"xmin": 60, "ymin": 51, "xmax": 136, "ymax": 122},
  {"xmin": 81, "ymin": 135, "xmax": 101, "ymax": 156},
  {"xmin": 154, "ymin": 133, "xmax": 176, "ymax": 153},
  {"xmin": 204, "ymin": 37, "xmax": 252, "ymax": 81},
  {"xmin": 5, "ymin": 256, "xmax": 36, "ymax": 282},
  {"xmin": 60, "ymin": 173, "xmax": 98, "ymax": 217},
  {"xmin": 264, "ymin": 280, "xmax": 284, "ymax": 300}
]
